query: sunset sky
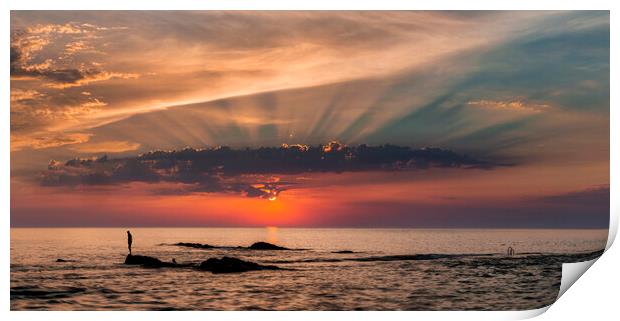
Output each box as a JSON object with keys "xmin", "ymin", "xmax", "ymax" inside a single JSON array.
[{"xmin": 10, "ymin": 11, "xmax": 609, "ymax": 227}]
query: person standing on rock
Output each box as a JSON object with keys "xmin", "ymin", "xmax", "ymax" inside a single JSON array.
[{"xmin": 127, "ymin": 230, "xmax": 133, "ymax": 255}]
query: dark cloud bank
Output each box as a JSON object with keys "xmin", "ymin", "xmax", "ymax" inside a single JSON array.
[
  {"xmin": 336, "ymin": 186, "xmax": 610, "ymax": 229},
  {"xmin": 41, "ymin": 142, "xmax": 499, "ymax": 198}
]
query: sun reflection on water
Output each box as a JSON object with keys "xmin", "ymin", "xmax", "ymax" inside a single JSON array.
[{"xmin": 266, "ymin": 226, "xmax": 279, "ymax": 244}]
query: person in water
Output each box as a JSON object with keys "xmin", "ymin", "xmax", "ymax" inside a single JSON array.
[{"xmin": 127, "ymin": 230, "xmax": 133, "ymax": 255}]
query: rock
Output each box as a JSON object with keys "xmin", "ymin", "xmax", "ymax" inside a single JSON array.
[
  {"xmin": 123, "ymin": 254, "xmax": 283, "ymax": 273},
  {"xmin": 172, "ymin": 241, "xmax": 296, "ymax": 250},
  {"xmin": 332, "ymin": 250, "xmax": 355, "ymax": 254},
  {"xmin": 174, "ymin": 242, "xmax": 215, "ymax": 249},
  {"xmin": 248, "ymin": 242, "xmax": 289, "ymax": 250},
  {"xmin": 124, "ymin": 254, "xmax": 177, "ymax": 268},
  {"xmin": 55, "ymin": 258, "xmax": 75, "ymax": 262},
  {"xmin": 198, "ymin": 256, "xmax": 281, "ymax": 274}
]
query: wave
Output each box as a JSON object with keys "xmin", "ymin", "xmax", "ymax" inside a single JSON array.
[
  {"xmin": 263, "ymin": 250, "xmax": 604, "ymax": 265},
  {"xmin": 10, "ymin": 286, "xmax": 87, "ymax": 299},
  {"xmin": 264, "ymin": 253, "xmax": 490, "ymax": 264}
]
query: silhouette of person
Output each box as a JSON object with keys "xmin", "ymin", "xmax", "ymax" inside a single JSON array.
[
  {"xmin": 127, "ymin": 230, "xmax": 133, "ymax": 255},
  {"xmin": 172, "ymin": 258, "xmax": 177, "ymax": 264},
  {"xmin": 507, "ymin": 246, "xmax": 515, "ymax": 257}
]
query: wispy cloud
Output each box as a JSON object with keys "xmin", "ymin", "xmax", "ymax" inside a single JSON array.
[
  {"xmin": 10, "ymin": 88, "xmax": 44, "ymax": 102},
  {"xmin": 10, "ymin": 11, "xmax": 563, "ymax": 149},
  {"xmin": 68, "ymin": 140, "xmax": 141, "ymax": 153},
  {"xmin": 467, "ymin": 99, "xmax": 551, "ymax": 113},
  {"xmin": 11, "ymin": 132, "xmax": 92, "ymax": 151}
]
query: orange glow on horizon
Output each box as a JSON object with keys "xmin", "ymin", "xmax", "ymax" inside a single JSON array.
[{"xmin": 10, "ymin": 162, "xmax": 610, "ymax": 227}]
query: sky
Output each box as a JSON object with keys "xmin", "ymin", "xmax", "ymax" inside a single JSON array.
[{"xmin": 10, "ymin": 11, "xmax": 609, "ymax": 228}]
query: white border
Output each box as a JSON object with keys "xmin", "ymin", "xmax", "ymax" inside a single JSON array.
[{"xmin": 2, "ymin": 1, "xmax": 617, "ymax": 320}]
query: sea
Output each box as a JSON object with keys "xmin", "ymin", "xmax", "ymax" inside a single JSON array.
[{"xmin": 10, "ymin": 228, "xmax": 608, "ymax": 311}]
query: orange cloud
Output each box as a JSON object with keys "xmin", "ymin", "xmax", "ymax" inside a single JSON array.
[
  {"xmin": 10, "ymin": 89, "xmax": 44, "ymax": 102},
  {"xmin": 69, "ymin": 140, "xmax": 141, "ymax": 153},
  {"xmin": 467, "ymin": 99, "xmax": 551, "ymax": 113},
  {"xmin": 44, "ymin": 70, "xmax": 139, "ymax": 89},
  {"xmin": 11, "ymin": 132, "xmax": 92, "ymax": 151}
]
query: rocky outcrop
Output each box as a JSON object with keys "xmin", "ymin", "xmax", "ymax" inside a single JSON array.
[
  {"xmin": 55, "ymin": 258, "xmax": 76, "ymax": 262},
  {"xmin": 171, "ymin": 241, "xmax": 294, "ymax": 250},
  {"xmin": 124, "ymin": 254, "xmax": 178, "ymax": 268},
  {"xmin": 248, "ymin": 242, "xmax": 289, "ymax": 250},
  {"xmin": 174, "ymin": 242, "xmax": 215, "ymax": 249},
  {"xmin": 124, "ymin": 254, "xmax": 283, "ymax": 273},
  {"xmin": 198, "ymin": 256, "xmax": 281, "ymax": 273}
]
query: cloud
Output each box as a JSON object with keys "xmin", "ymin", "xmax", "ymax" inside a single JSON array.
[
  {"xmin": 11, "ymin": 132, "xmax": 92, "ymax": 151},
  {"xmin": 327, "ymin": 185, "xmax": 609, "ymax": 228},
  {"xmin": 9, "ymin": 12, "xmax": 609, "ymax": 184},
  {"xmin": 64, "ymin": 40, "xmax": 96, "ymax": 55},
  {"xmin": 11, "ymin": 94, "xmax": 109, "ymax": 135},
  {"xmin": 9, "ymin": 11, "xmax": 560, "ymax": 142},
  {"xmin": 68, "ymin": 140, "xmax": 141, "ymax": 153},
  {"xmin": 43, "ymin": 69, "xmax": 138, "ymax": 89},
  {"xmin": 10, "ymin": 89, "xmax": 44, "ymax": 102},
  {"xmin": 536, "ymin": 185, "xmax": 609, "ymax": 205},
  {"xmin": 10, "ymin": 22, "xmax": 137, "ymax": 88},
  {"xmin": 467, "ymin": 99, "xmax": 551, "ymax": 113},
  {"xmin": 27, "ymin": 23, "xmax": 95, "ymax": 35},
  {"xmin": 11, "ymin": 58, "xmax": 138, "ymax": 88},
  {"xmin": 40, "ymin": 142, "xmax": 500, "ymax": 198}
]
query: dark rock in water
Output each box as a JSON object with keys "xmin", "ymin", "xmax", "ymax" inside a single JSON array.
[
  {"xmin": 332, "ymin": 250, "xmax": 355, "ymax": 254},
  {"xmin": 248, "ymin": 242, "xmax": 289, "ymax": 250},
  {"xmin": 173, "ymin": 241, "xmax": 299, "ymax": 250},
  {"xmin": 175, "ymin": 242, "xmax": 215, "ymax": 249},
  {"xmin": 123, "ymin": 254, "xmax": 280, "ymax": 272},
  {"xmin": 198, "ymin": 256, "xmax": 281, "ymax": 273},
  {"xmin": 124, "ymin": 254, "xmax": 177, "ymax": 268},
  {"xmin": 55, "ymin": 258, "xmax": 75, "ymax": 262}
]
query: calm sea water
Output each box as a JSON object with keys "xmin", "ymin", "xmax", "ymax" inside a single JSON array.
[{"xmin": 10, "ymin": 228, "xmax": 607, "ymax": 311}]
